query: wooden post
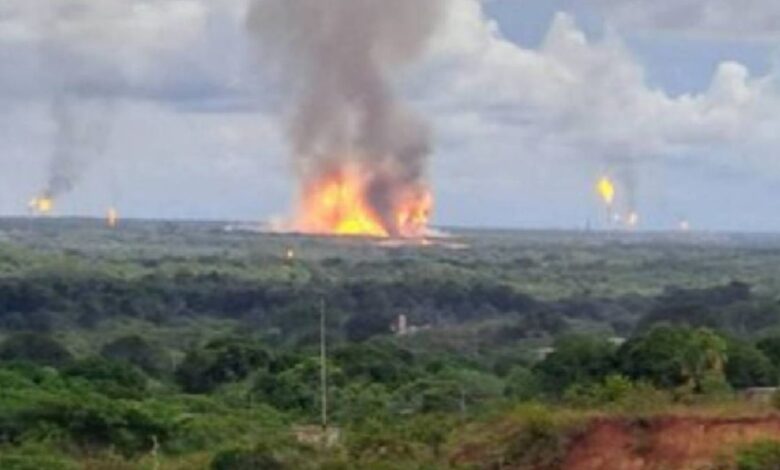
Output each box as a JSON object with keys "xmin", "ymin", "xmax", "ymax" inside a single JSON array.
[{"xmin": 320, "ymin": 298, "xmax": 328, "ymax": 436}]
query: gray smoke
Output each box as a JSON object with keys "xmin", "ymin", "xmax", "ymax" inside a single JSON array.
[
  {"xmin": 247, "ymin": 0, "xmax": 445, "ymax": 235},
  {"xmin": 43, "ymin": 93, "xmax": 114, "ymax": 199}
]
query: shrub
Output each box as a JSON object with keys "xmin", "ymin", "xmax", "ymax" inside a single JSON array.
[
  {"xmin": 62, "ymin": 357, "xmax": 148, "ymax": 399},
  {"xmin": 563, "ymin": 375, "xmax": 670, "ymax": 412},
  {"xmin": 0, "ymin": 454, "xmax": 78, "ymax": 470},
  {"xmin": 211, "ymin": 446, "xmax": 285, "ymax": 470},
  {"xmin": 22, "ymin": 396, "xmax": 175, "ymax": 456},
  {"xmin": 502, "ymin": 405, "xmax": 570, "ymax": 469},
  {"xmin": 736, "ymin": 439, "xmax": 780, "ymax": 470}
]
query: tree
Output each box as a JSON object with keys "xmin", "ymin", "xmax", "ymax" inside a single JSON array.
[
  {"xmin": 175, "ymin": 337, "xmax": 269, "ymax": 393},
  {"xmin": 334, "ymin": 382, "xmax": 391, "ymax": 424},
  {"xmin": 757, "ymin": 335, "xmax": 780, "ymax": 367},
  {"xmin": 725, "ymin": 340, "xmax": 777, "ymax": 389},
  {"xmin": 333, "ymin": 341, "xmax": 415, "ymax": 387},
  {"xmin": 533, "ymin": 335, "xmax": 617, "ymax": 394},
  {"xmin": 345, "ymin": 311, "xmax": 394, "ymax": 342},
  {"xmin": 680, "ymin": 328, "xmax": 728, "ymax": 392},
  {"xmin": 101, "ymin": 335, "xmax": 170, "ymax": 377},
  {"xmin": 0, "ymin": 333, "xmax": 73, "ymax": 368},
  {"xmin": 618, "ymin": 326, "xmax": 728, "ymax": 392},
  {"xmin": 505, "ymin": 366, "xmax": 542, "ymax": 401}
]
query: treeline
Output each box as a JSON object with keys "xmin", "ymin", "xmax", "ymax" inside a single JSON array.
[
  {"xmin": 536, "ymin": 326, "xmax": 780, "ymax": 402},
  {"xmin": 1, "ymin": 264, "xmax": 778, "ymax": 344}
]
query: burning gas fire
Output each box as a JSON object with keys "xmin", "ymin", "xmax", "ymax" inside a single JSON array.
[
  {"xmin": 293, "ymin": 166, "xmax": 432, "ymax": 238},
  {"xmin": 107, "ymin": 207, "xmax": 119, "ymax": 228},
  {"xmin": 29, "ymin": 195, "xmax": 54, "ymax": 215},
  {"xmin": 596, "ymin": 177, "xmax": 616, "ymax": 206}
]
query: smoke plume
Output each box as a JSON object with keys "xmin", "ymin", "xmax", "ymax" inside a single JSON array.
[
  {"xmin": 247, "ymin": 0, "xmax": 445, "ymax": 236},
  {"xmin": 43, "ymin": 93, "xmax": 114, "ymax": 200}
]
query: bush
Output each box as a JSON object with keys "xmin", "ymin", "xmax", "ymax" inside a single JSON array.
[
  {"xmin": 211, "ymin": 446, "xmax": 285, "ymax": 470},
  {"xmin": 22, "ymin": 396, "xmax": 174, "ymax": 456},
  {"xmin": 736, "ymin": 439, "xmax": 780, "ymax": 470},
  {"xmin": 62, "ymin": 357, "xmax": 148, "ymax": 399},
  {"xmin": 563, "ymin": 375, "xmax": 670, "ymax": 411},
  {"xmin": 0, "ymin": 454, "xmax": 78, "ymax": 470},
  {"xmin": 502, "ymin": 405, "xmax": 570, "ymax": 469}
]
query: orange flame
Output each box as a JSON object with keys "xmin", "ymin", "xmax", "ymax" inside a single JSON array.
[
  {"xmin": 294, "ymin": 166, "xmax": 431, "ymax": 238},
  {"xmin": 107, "ymin": 207, "xmax": 119, "ymax": 228},
  {"xmin": 596, "ymin": 176, "xmax": 616, "ymax": 206},
  {"xmin": 29, "ymin": 196, "xmax": 54, "ymax": 215}
]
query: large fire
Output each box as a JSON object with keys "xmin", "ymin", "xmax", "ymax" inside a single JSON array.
[{"xmin": 294, "ymin": 166, "xmax": 432, "ymax": 238}]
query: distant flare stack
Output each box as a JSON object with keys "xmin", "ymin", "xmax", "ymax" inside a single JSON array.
[
  {"xmin": 29, "ymin": 194, "xmax": 54, "ymax": 216},
  {"xmin": 596, "ymin": 176, "xmax": 616, "ymax": 227},
  {"xmin": 595, "ymin": 175, "xmax": 640, "ymax": 230},
  {"xmin": 107, "ymin": 207, "xmax": 119, "ymax": 228},
  {"xmin": 596, "ymin": 176, "xmax": 616, "ymax": 207}
]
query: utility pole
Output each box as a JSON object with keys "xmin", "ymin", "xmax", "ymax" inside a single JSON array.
[{"xmin": 320, "ymin": 297, "xmax": 328, "ymax": 435}]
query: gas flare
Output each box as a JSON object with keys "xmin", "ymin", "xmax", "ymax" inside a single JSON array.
[
  {"xmin": 294, "ymin": 165, "xmax": 431, "ymax": 238},
  {"xmin": 107, "ymin": 207, "xmax": 119, "ymax": 228},
  {"xmin": 29, "ymin": 195, "xmax": 54, "ymax": 215},
  {"xmin": 627, "ymin": 211, "xmax": 640, "ymax": 229},
  {"xmin": 596, "ymin": 177, "xmax": 616, "ymax": 206}
]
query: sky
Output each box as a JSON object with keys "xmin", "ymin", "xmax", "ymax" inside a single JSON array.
[{"xmin": 1, "ymin": 0, "xmax": 780, "ymax": 232}]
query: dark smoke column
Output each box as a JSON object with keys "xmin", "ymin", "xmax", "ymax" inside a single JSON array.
[
  {"xmin": 46, "ymin": 94, "xmax": 113, "ymax": 200},
  {"xmin": 247, "ymin": 0, "xmax": 445, "ymax": 237}
]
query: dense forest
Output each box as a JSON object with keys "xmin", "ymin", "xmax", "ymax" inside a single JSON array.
[{"xmin": 2, "ymin": 219, "xmax": 780, "ymax": 468}]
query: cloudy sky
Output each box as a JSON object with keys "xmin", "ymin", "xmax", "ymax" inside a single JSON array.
[{"xmin": 2, "ymin": 0, "xmax": 780, "ymax": 232}]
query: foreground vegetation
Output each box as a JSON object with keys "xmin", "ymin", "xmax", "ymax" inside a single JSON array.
[{"xmin": 2, "ymin": 218, "xmax": 780, "ymax": 468}]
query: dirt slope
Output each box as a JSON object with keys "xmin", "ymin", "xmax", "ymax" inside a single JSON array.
[{"xmin": 564, "ymin": 415, "xmax": 780, "ymax": 470}]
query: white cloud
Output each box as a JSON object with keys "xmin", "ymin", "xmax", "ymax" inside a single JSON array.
[
  {"xmin": 424, "ymin": 0, "xmax": 779, "ymax": 175},
  {"xmin": 0, "ymin": 0, "xmax": 248, "ymax": 100},
  {"xmin": 593, "ymin": 0, "xmax": 780, "ymax": 40}
]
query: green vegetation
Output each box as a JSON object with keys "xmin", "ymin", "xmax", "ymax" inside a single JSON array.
[
  {"xmin": 736, "ymin": 440, "xmax": 780, "ymax": 470},
  {"xmin": 1, "ymin": 219, "xmax": 780, "ymax": 467}
]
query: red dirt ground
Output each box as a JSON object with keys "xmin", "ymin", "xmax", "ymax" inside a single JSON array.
[{"xmin": 563, "ymin": 415, "xmax": 780, "ymax": 470}]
